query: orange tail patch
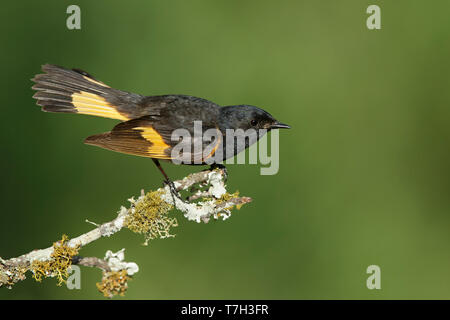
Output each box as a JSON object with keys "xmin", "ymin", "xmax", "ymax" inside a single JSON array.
[{"xmin": 71, "ymin": 91, "xmax": 128, "ymax": 121}]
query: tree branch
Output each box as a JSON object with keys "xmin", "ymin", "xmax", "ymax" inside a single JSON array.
[{"xmin": 0, "ymin": 168, "xmax": 251, "ymax": 292}]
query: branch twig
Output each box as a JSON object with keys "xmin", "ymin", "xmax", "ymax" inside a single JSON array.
[{"xmin": 0, "ymin": 168, "xmax": 251, "ymax": 290}]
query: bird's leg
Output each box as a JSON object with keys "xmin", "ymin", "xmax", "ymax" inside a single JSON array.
[
  {"xmin": 151, "ymin": 159, "xmax": 182, "ymax": 205},
  {"xmin": 209, "ymin": 163, "xmax": 228, "ymax": 182}
]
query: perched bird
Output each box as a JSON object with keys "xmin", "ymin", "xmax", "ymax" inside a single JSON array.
[{"xmin": 31, "ymin": 64, "xmax": 290, "ymax": 189}]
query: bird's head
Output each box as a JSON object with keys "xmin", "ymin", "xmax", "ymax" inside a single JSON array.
[{"xmin": 219, "ymin": 105, "xmax": 290, "ymax": 132}]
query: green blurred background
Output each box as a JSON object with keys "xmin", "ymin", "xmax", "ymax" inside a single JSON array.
[{"xmin": 1, "ymin": 0, "xmax": 450, "ymax": 299}]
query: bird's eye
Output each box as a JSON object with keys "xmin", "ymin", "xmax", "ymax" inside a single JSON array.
[{"xmin": 250, "ymin": 119, "xmax": 258, "ymax": 126}]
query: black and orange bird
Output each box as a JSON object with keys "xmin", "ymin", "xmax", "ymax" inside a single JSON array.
[{"xmin": 32, "ymin": 64, "xmax": 290, "ymax": 191}]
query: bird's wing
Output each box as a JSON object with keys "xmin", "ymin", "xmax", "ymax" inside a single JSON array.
[{"xmin": 84, "ymin": 116, "xmax": 223, "ymax": 163}]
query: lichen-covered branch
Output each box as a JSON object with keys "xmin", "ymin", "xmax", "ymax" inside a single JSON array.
[{"xmin": 0, "ymin": 168, "xmax": 251, "ymax": 295}]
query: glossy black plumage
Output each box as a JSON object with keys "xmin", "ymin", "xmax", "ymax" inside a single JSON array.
[{"xmin": 32, "ymin": 64, "xmax": 290, "ymax": 165}]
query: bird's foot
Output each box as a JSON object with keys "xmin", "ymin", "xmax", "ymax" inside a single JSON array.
[
  {"xmin": 209, "ymin": 163, "xmax": 228, "ymax": 182},
  {"xmin": 163, "ymin": 179, "xmax": 183, "ymax": 206}
]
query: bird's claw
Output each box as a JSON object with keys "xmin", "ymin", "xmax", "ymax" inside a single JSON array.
[
  {"xmin": 210, "ymin": 164, "xmax": 228, "ymax": 182},
  {"xmin": 164, "ymin": 179, "xmax": 182, "ymax": 204}
]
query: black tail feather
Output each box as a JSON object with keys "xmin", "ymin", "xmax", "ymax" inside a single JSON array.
[{"xmin": 31, "ymin": 64, "xmax": 137, "ymax": 121}]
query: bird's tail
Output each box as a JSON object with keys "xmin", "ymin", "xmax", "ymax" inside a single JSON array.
[{"xmin": 32, "ymin": 64, "xmax": 137, "ymax": 121}]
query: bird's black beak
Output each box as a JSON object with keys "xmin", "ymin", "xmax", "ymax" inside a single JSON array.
[{"xmin": 271, "ymin": 121, "xmax": 291, "ymax": 129}]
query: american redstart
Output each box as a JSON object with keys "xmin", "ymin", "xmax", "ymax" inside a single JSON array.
[{"xmin": 32, "ymin": 64, "xmax": 290, "ymax": 190}]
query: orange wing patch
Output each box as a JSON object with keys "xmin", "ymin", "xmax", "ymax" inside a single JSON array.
[
  {"xmin": 203, "ymin": 127, "xmax": 222, "ymax": 161},
  {"xmin": 133, "ymin": 126, "xmax": 171, "ymax": 159},
  {"xmin": 71, "ymin": 91, "xmax": 129, "ymax": 121}
]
